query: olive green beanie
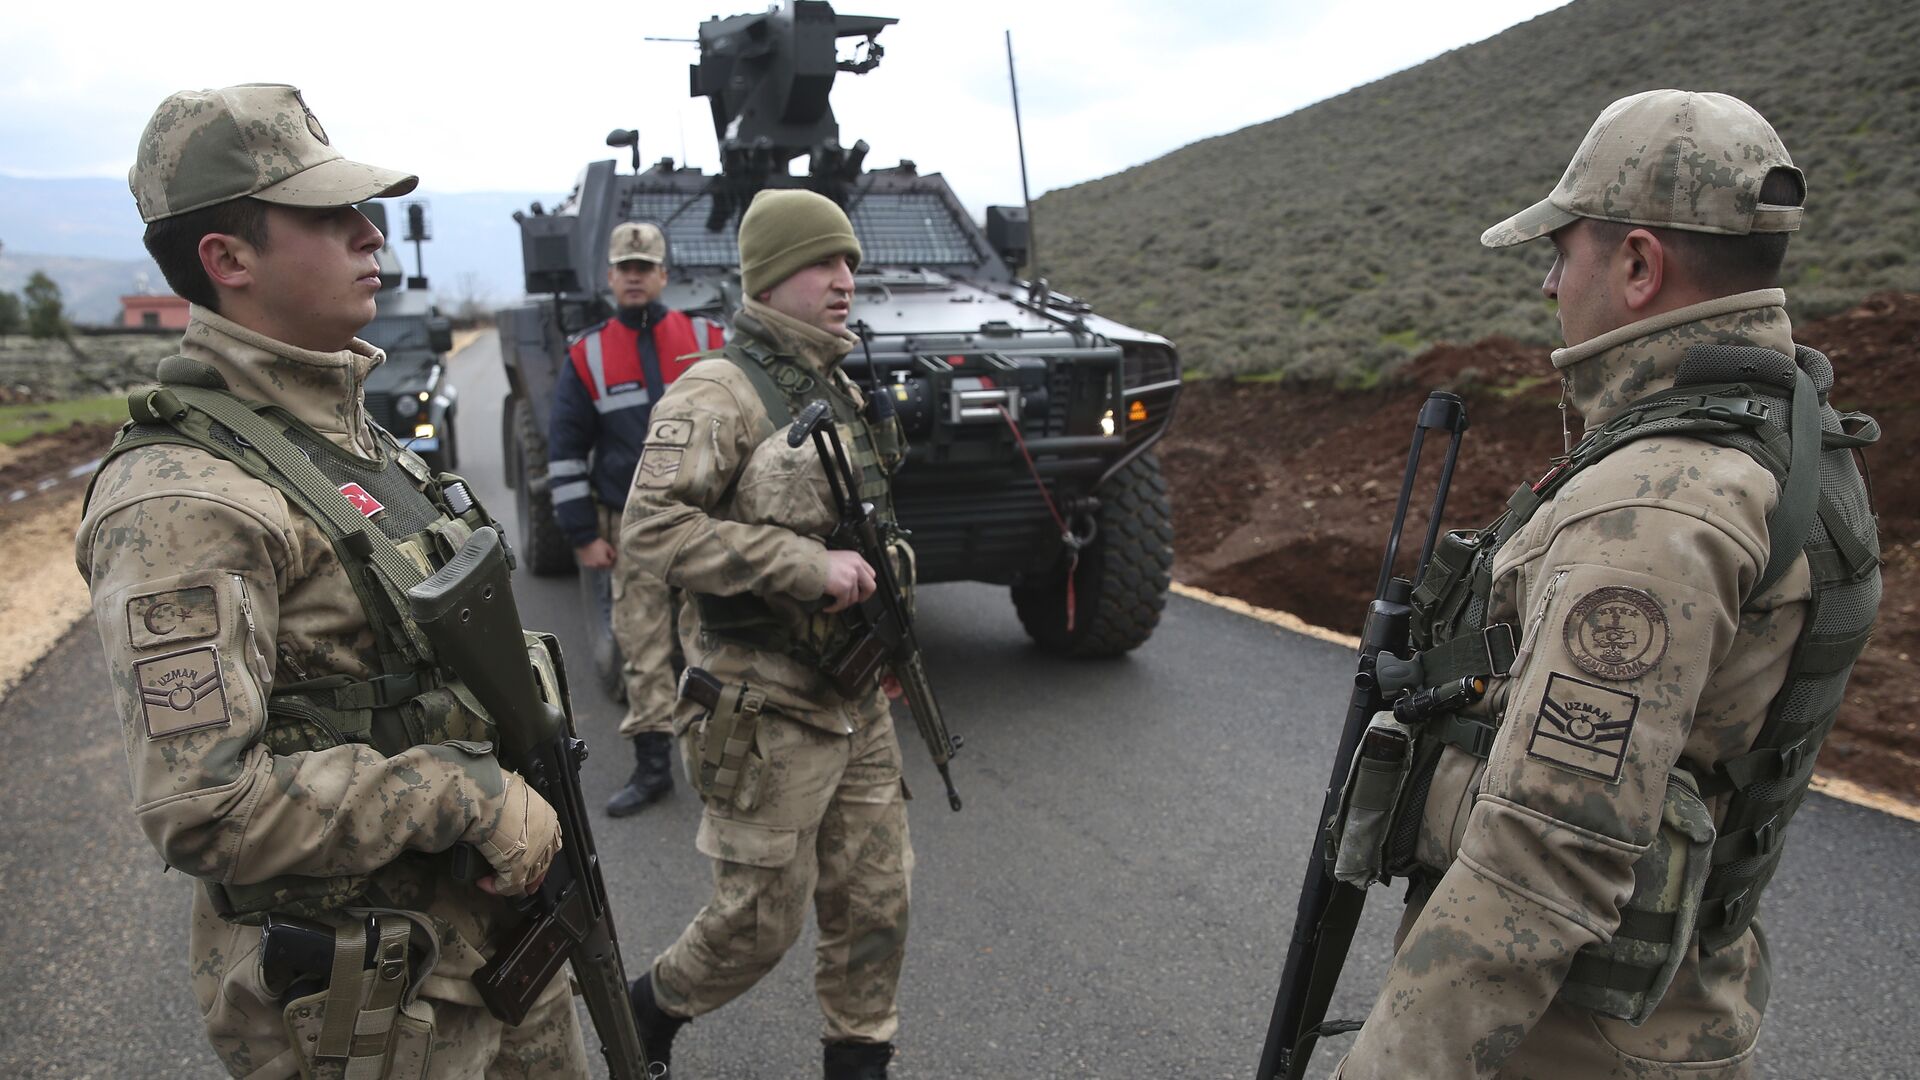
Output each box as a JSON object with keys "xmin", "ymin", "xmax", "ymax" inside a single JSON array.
[{"xmin": 738, "ymin": 188, "xmax": 863, "ymax": 298}]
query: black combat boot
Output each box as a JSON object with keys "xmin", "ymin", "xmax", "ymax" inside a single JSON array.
[
  {"xmin": 606, "ymin": 731, "xmax": 674, "ymax": 817},
  {"xmin": 629, "ymin": 970, "xmax": 688, "ymax": 1074},
  {"xmin": 822, "ymin": 1040, "xmax": 894, "ymax": 1079}
]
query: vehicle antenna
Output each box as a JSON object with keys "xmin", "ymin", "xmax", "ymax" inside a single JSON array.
[{"xmin": 1005, "ymin": 30, "xmax": 1043, "ymax": 305}]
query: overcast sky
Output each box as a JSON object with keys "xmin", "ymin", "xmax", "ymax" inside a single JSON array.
[{"xmin": 4, "ymin": 0, "xmax": 1570, "ymax": 210}]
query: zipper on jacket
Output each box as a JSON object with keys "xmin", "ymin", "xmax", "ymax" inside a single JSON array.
[{"xmin": 1507, "ymin": 568, "xmax": 1570, "ymax": 675}]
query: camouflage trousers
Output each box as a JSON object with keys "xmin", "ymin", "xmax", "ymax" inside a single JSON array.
[
  {"xmin": 190, "ymin": 899, "xmax": 588, "ymax": 1079},
  {"xmin": 600, "ymin": 503, "xmax": 679, "ymax": 737},
  {"xmin": 651, "ymin": 701, "xmax": 914, "ymax": 1043}
]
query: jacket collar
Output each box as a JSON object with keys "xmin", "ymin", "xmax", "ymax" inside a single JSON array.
[
  {"xmin": 1550, "ymin": 289, "xmax": 1796, "ymax": 432},
  {"xmin": 177, "ymin": 305, "xmax": 384, "ymax": 457},
  {"xmin": 615, "ymin": 300, "xmax": 666, "ymax": 332},
  {"xmin": 735, "ymin": 298, "xmax": 856, "ymax": 377}
]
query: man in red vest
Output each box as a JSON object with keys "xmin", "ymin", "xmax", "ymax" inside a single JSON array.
[{"xmin": 548, "ymin": 221, "xmax": 723, "ymax": 817}]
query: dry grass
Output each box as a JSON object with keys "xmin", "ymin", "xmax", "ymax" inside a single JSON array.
[{"xmin": 1038, "ymin": 0, "xmax": 1920, "ymax": 379}]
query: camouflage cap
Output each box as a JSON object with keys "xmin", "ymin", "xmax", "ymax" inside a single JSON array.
[
  {"xmin": 1482, "ymin": 89, "xmax": 1803, "ymax": 248},
  {"xmin": 130, "ymin": 84, "xmax": 417, "ymax": 224},
  {"xmin": 609, "ymin": 222, "xmax": 667, "ymax": 266}
]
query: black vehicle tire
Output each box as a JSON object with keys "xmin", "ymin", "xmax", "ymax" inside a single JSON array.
[
  {"xmin": 1012, "ymin": 451, "xmax": 1173, "ymax": 657},
  {"xmin": 512, "ymin": 396, "xmax": 575, "ymax": 577}
]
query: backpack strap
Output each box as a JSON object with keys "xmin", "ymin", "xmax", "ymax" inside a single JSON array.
[
  {"xmin": 130, "ymin": 383, "xmax": 436, "ymax": 663},
  {"xmin": 1749, "ymin": 367, "xmax": 1821, "ymax": 600}
]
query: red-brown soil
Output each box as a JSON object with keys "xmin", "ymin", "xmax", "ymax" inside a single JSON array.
[
  {"xmin": 1165, "ymin": 292, "xmax": 1920, "ymax": 801},
  {"xmin": 0, "ymin": 421, "xmax": 120, "ymax": 499}
]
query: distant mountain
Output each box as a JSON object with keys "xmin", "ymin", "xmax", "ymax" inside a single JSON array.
[
  {"xmin": 1036, "ymin": 0, "xmax": 1920, "ymax": 378},
  {"xmin": 0, "ymin": 176, "xmax": 559, "ymax": 321},
  {"xmin": 0, "ymin": 251, "xmax": 165, "ymax": 325}
]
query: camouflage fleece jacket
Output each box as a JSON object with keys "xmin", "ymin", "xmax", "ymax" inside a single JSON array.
[
  {"xmin": 1339, "ymin": 290, "xmax": 1813, "ymax": 1079},
  {"xmin": 619, "ymin": 299, "xmax": 889, "ymax": 734},
  {"xmin": 74, "ymin": 307, "xmax": 540, "ymax": 1004}
]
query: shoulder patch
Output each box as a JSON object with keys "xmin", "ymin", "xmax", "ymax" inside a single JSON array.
[
  {"xmin": 137, "ymin": 646, "xmax": 232, "ymax": 738},
  {"xmin": 1563, "ymin": 586, "xmax": 1669, "ymax": 680},
  {"xmin": 649, "ymin": 418, "xmax": 694, "ymax": 446},
  {"xmin": 635, "ymin": 447, "xmax": 685, "ymax": 488},
  {"xmin": 1527, "ymin": 672, "xmax": 1638, "ymax": 783},
  {"xmin": 128, "ymin": 586, "xmax": 219, "ymax": 650}
]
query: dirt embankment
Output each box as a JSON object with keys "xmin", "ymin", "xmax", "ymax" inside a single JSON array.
[{"xmin": 1164, "ymin": 292, "xmax": 1920, "ymax": 802}]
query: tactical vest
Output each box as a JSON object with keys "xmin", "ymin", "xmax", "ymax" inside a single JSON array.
[
  {"xmin": 692, "ymin": 334, "xmax": 907, "ymax": 672},
  {"xmin": 1391, "ymin": 343, "xmax": 1880, "ymax": 1020},
  {"xmin": 87, "ymin": 355, "xmax": 510, "ymax": 922}
]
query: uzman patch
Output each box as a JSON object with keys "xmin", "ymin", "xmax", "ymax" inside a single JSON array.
[
  {"xmin": 1564, "ymin": 586, "xmax": 1669, "ymax": 680},
  {"xmin": 1527, "ymin": 672, "xmax": 1639, "ymax": 783},
  {"xmin": 128, "ymin": 586, "xmax": 218, "ymax": 649},
  {"xmin": 635, "ymin": 447, "xmax": 685, "ymax": 488},
  {"xmin": 136, "ymin": 646, "xmax": 232, "ymax": 738}
]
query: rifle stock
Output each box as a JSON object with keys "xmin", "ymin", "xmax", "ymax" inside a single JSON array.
[{"xmin": 408, "ymin": 526, "xmax": 654, "ymax": 1079}]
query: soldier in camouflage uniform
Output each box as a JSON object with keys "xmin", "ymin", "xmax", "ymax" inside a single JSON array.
[
  {"xmin": 76, "ymin": 84, "xmax": 587, "ymax": 1079},
  {"xmin": 1334, "ymin": 90, "xmax": 1880, "ymax": 1079},
  {"xmin": 619, "ymin": 188, "xmax": 912, "ymax": 1080}
]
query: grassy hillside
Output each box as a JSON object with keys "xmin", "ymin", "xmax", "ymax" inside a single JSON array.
[{"xmin": 1036, "ymin": 0, "xmax": 1920, "ymax": 378}]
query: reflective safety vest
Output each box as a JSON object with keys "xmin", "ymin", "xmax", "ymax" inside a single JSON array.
[
  {"xmin": 87, "ymin": 354, "xmax": 528, "ymax": 921},
  {"xmin": 1393, "ymin": 342, "xmax": 1880, "ymax": 1021},
  {"xmin": 567, "ymin": 310, "xmax": 723, "ymax": 418},
  {"xmin": 550, "ymin": 310, "xmax": 724, "ymax": 536}
]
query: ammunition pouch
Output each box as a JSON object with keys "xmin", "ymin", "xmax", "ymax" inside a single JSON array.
[
  {"xmin": 680, "ymin": 667, "xmax": 770, "ymax": 811},
  {"xmin": 1329, "ymin": 713, "xmax": 1415, "ymax": 886},
  {"xmin": 1329, "ymin": 702, "xmax": 1498, "ymax": 886},
  {"xmin": 1561, "ymin": 771, "xmax": 1716, "ymax": 1024}
]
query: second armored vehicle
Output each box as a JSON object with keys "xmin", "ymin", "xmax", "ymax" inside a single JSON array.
[{"xmin": 358, "ymin": 201, "xmax": 459, "ymax": 472}]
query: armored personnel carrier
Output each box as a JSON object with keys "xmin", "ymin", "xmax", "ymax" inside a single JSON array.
[
  {"xmin": 495, "ymin": 0, "xmax": 1181, "ymax": 655},
  {"xmin": 358, "ymin": 201, "xmax": 459, "ymax": 472}
]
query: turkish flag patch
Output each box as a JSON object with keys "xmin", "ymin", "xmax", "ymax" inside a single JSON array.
[{"xmin": 340, "ymin": 482, "xmax": 385, "ymax": 517}]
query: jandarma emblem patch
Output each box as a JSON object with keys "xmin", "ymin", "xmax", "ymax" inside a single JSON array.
[
  {"xmin": 136, "ymin": 646, "xmax": 232, "ymax": 738},
  {"xmin": 1527, "ymin": 672, "xmax": 1638, "ymax": 783},
  {"xmin": 1564, "ymin": 586, "xmax": 1669, "ymax": 680}
]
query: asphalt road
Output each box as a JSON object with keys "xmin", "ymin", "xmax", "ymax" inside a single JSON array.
[{"xmin": 3, "ymin": 332, "xmax": 1916, "ymax": 1079}]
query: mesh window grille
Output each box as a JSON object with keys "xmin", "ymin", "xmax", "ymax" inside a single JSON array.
[{"xmin": 625, "ymin": 190, "xmax": 977, "ymax": 267}]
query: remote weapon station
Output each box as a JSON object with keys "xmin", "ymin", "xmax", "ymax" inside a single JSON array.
[{"xmin": 496, "ymin": 0, "xmax": 1181, "ymax": 656}]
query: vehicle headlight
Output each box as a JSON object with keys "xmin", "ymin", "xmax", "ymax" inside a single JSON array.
[{"xmin": 396, "ymin": 395, "xmax": 421, "ymax": 418}]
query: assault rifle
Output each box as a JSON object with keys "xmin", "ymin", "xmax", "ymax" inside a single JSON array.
[
  {"xmin": 1254, "ymin": 392, "xmax": 1468, "ymax": 1080},
  {"xmin": 788, "ymin": 398, "xmax": 964, "ymax": 811},
  {"xmin": 408, "ymin": 526, "xmax": 654, "ymax": 1078}
]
